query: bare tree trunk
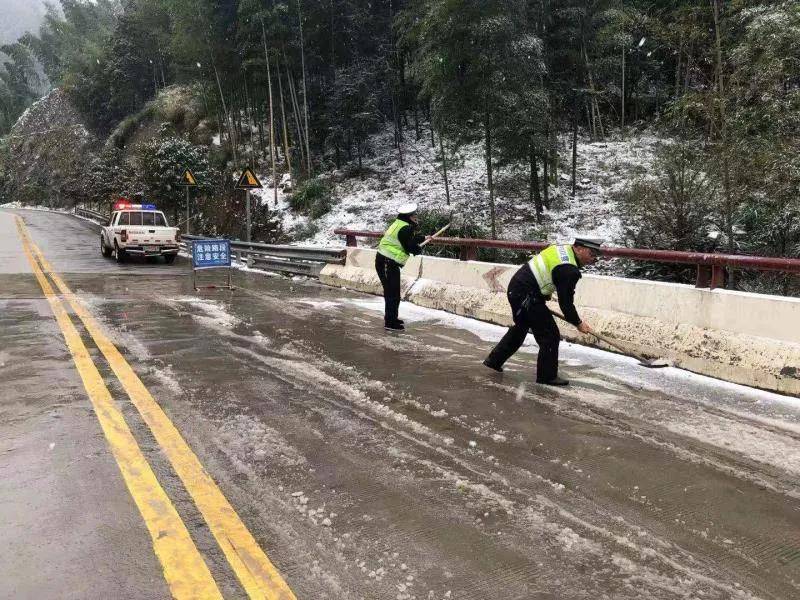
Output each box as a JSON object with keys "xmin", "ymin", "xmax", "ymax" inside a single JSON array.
[
  {"xmin": 261, "ymin": 20, "xmax": 278, "ymax": 206},
  {"xmin": 438, "ymin": 129, "xmax": 451, "ymax": 205},
  {"xmin": 297, "ymin": 0, "xmax": 313, "ymax": 175},
  {"xmin": 711, "ymin": 0, "xmax": 736, "ymax": 288},
  {"xmin": 243, "ymin": 73, "xmax": 255, "ymax": 165},
  {"xmin": 542, "ymin": 151, "xmax": 550, "ymax": 209},
  {"xmin": 531, "ymin": 148, "xmax": 543, "ymax": 223},
  {"xmin": 329, "ymin": 0, "xmax": 336, "ymax": 85},
  {"xmin": 257, "ymin": 115, "xmax": 266, "ymax": 159},
  {"xmin": 286, "ymin": 61, "xmax": 307, "ymax": 176},
  {"xmin": 485, "ymin": 107, "xmax": 496, "ymax": 239},
  {"xmin": 674, "ymin": 29, "xmax": 684, "ymax": 97},
  {"xmin": 571, "ymin": 102, "xmax": 578, "ymax": 198},
  {"xmin": 583, "ymin": 46, "xmax": 604, "ymax": 140},
  {"xmin": 549, "ymin": 125, "xmax": 558, "ymax": 185},
  {"xmin": 212, "ymin": 59, "xmax": 237, "ymax": 165},
  {"xmin": 428, "ymin": 102, "xmax": 435, "ymax": 147},
  {"xmin": 276, "ymin": 60, "xmax": 292, "ymax": 174},
  {"xmin": 621, "ymin": 44, "xmax": 626, "ymax": 137},
  {"xmin": 390, "ymin": 89, "xmax": 403, "ymax": 166},
  {"xmin": 157, "ymin": 41, "xmax": 167, "ymax": 87}
]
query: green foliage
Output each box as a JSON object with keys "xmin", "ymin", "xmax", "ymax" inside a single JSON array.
[
  {"xmin": 0, "ymin": 140, "xmax": 11, "ymax": 203},
  {"xmin": 135, "ymin": 136, "xmax": 214, "ymax": 221},
  {"xmin": 61, "ymin": 148, "xmax": 136, "ymax": 211},
  {"xmin": 0, "ymin": 41, "xmax": 42, "ymax": 134},
  {"xmin": 411, "ymin": 209, "xmax": 495, "ymax": 261},
  {"xmin": 618, "ymin": 142, "xmax": 718, "ymax": 282},
  {"xmin": 292, "ymin": 220, "xmax": 320, "ymax": 241},
  {"xmin": 288, "ymin": 178, "xmax": 333, "ymax": 218}
]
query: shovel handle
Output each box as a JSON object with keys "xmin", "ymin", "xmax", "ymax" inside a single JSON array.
[
  {"xmin": 549, "ymin": 308, "xmax": 631, "ymax": 355},
  {"xmin": 420, "ymin": 223, "xmax": 451, "ymax": 248}
]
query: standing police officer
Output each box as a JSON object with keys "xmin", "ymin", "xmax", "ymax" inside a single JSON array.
[
  {"xmin": 483, "ymin": 239, "xmax": 603, "ymax": 385},
  {"xmin": 375, "ymin": 203, "xmax": 424, "ymax": 331}
]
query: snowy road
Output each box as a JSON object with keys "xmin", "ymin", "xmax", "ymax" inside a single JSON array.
[{"xmin": 2, "ymin": 208, "xmax": 800, "ymax": 599}]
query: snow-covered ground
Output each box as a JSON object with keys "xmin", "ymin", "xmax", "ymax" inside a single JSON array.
[{"xmin": 273, "ymin": 125, "xmax": 664, "ymax": 247}]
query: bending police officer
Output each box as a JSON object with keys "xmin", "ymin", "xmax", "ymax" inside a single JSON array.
[
  {"xmin": 483, "ymin": 239, "xmax": 603, "ymax": 385},
  {"xmin": 375, "ymin": 203, "xmax": 424, "ymax": 331}
]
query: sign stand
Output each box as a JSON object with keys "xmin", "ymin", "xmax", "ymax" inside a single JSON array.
[
  {"xmin": 235, "ymin": 168, "xmax": 263, "ymax": 243},
  {"xmin": 178, "ymin": 168, "xmax": 198, "ymax": 235},
  {"xmin": 191, "ymin": 239, "xmax": 235, "ymax": 292}
]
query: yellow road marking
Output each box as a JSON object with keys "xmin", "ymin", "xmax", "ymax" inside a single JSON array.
[
  {"xmin": 19, "ymin": 219, "xmax": 297, "ymax": 600},
  {"xmin": 14, "ymin": 216, "xmax": 223, "ymax": 600}
]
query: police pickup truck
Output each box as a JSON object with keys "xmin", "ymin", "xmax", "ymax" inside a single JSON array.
[{"xmin": 100, "ymin": 202, "xmax": 180, "ymax": 263}]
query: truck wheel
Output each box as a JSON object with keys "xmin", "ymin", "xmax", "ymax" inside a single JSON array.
[
  {"xmin": 101, "ymin": 236, "xmax": 112, "ymax": 258},
  {"xmin": 164, "ymin": 254, "xmax": 176, "ymax": 265},
  {"xmin": 114, "ymin": 242, "xmax": 126, "ymax": 263}
]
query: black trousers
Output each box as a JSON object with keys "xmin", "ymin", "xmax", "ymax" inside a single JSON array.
[
  {"xmin": 485, "ymin": 281, "xmax": 561, "ymax": 382},
  {"xmin": 375, "ymin": 253, "xmax": 402, "ymax": 325}
]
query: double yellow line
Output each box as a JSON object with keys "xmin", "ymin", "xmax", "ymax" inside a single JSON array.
[{"xmin": 15, "ymin": 216, "xmax": 296, "ymax": 600}]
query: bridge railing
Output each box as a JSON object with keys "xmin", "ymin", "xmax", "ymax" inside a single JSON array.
[{"xmin": 334, "ymin": 228, "xmax": 800, "ymax": 290}]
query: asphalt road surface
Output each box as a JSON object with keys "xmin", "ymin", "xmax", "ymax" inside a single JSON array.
[{"xmin": 2, "ymin": 208, "xmax": 800, "ymax": 600}]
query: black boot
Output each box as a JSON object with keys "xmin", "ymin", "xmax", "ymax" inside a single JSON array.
[
  {"xmin": 538, "ymin": 376, "xmax": 569, "ymax": 386},
  {"xmin": 482, "ymin": 359, "xmax": 503, "ymax": 373},
  {"xmin": 385, "ymin": 321, "xmax": 405, "ymax": 331}
]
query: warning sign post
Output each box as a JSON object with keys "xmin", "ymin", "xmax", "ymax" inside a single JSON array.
[
  {"xmin": 235, "ymin": 168, "xmax": 263, "ymax": 242},
  {"xmin": 178, "ymin": 168, "xmax": 198, "ymax": 235}
]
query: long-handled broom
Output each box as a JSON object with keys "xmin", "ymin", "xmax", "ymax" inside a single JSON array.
[{"xmin": 550, "ymin": 309, "xmax": 671, "ymax": 369}]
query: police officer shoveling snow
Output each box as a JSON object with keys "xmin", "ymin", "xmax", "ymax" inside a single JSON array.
[{"xmin": 483, "ymin": 239, "xmax": 604, "ymax": 386}]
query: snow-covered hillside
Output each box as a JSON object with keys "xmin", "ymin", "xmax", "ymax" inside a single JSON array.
[{"xmin": 271, "ymin": 125, "xmax": 665, "ymax": 248}]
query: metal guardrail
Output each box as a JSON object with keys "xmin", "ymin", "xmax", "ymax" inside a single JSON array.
[
  {"xmin": 181, "ymin": 235, "xmax": 345, "ymax": 277},
  {"xmin": 334, "ymin": 228, "xmax": 800, "ymax": 290},
  {"xmin": 74, "ymin": 206, "xmax": 107, "ymax": 223}
]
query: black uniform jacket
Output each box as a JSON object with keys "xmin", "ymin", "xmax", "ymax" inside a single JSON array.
[
  {"xmin": 509, "ymin": 261, "xmax": 583, "ymax": 326},
  {"xmin": 396, "ymin": 215, "xmax": 423, "ymax": 256}
]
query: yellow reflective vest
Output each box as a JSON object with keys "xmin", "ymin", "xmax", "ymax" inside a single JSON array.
[
  {"xmin": 528, "ymin": 245, "xmax": 578, "ymax": 296},
  {"xmin": 377, "ymin": 219, "xmax": 411, "ymax": 265}
]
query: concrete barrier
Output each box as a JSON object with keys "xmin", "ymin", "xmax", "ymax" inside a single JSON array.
[{"xmin": 320, "ymin": 248, "xmax": 800, "ymax": 396}]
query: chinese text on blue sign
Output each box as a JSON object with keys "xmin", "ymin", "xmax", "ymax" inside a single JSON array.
[{"xmin": 192, "ymin": 239, "xmax": 231, "ymax": 270}]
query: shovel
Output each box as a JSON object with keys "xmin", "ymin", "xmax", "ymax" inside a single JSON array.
[
  {"xmin": 421, "ymin": 222, "xmax": 452, "ymax": 248},
  {"xmin": 549, "ymin": 309, "xmax": 671, "ymax": 369}
]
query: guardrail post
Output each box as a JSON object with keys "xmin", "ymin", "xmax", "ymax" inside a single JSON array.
[
  {"xmin": 346, "ymin": 234, "xmax": 358, "ymax": 247},
  {"xmin": 696, "ymin": 265, "xmax": 711, "ymax": 289},
  {"xmin": 711, "ymin": 265, "xmax": 726, "ymax": 290},
  {"xmin": 696, "ymin": 265, "xmax": 727, "ymax": 289},
  {"xmin": 459, "ymin": 246, "xmax": 478, "ymax": 261}
]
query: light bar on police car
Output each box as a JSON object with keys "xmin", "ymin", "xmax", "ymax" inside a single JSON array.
[{"xmin": 113, "ymin": 201, "xmax": 157, "ymax": 211}]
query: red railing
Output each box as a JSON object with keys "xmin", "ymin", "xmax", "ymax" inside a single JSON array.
[{"xmin": 334, "ymin": 228, "xmax": 800, "ymax": 290}]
